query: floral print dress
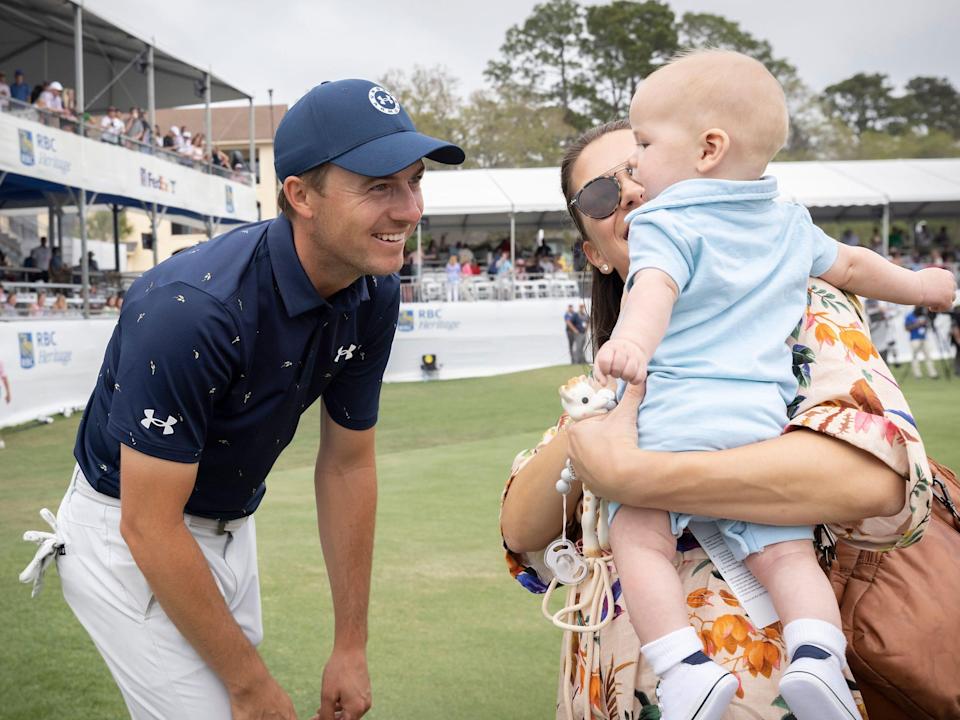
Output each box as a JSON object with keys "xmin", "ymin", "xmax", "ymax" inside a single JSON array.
[{"xmin": 500, "ymin": 280, "xmax": 932, "ymax": 720}]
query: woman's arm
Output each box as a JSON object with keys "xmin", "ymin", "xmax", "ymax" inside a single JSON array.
[
  {"xmin": 503, "ymin": 384, "xmax": 902, "ymax": 555},
  {"xmin": 500, "ymin": 426, "xmax": 581, "ymax": 554}
]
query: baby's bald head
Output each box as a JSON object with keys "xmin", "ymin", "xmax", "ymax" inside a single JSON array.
[{"xmin": 632, "ymin": 49, "xmax": 789, "ymax": 175}]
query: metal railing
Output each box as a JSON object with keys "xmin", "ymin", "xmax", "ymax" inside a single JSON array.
[{"xmin": 1, "ymin": 97, "xmax": 255, "ymax": 186}]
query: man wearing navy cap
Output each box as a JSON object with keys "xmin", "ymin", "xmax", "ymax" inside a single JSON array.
[{"xmin": 24, "ymin": 79, "xmax": 463, "ymax": 720}]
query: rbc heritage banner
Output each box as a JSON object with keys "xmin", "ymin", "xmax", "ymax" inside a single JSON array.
[{"xmin": 0, "ymin": 319, "xmax": 116, "ymax": 429}]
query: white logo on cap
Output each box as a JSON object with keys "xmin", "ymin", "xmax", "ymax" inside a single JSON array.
[{"xmin": 368, "ymin": 86, "xmax": 400, "ymax": 115}]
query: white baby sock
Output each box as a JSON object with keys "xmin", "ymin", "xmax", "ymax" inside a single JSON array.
[{"xmin": 643, "ymin": 626, "xmax": 736, "ymax": 720}]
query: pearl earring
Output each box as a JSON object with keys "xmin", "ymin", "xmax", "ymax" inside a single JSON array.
[{"xmin": 601, "ymin": 263, "xmax": 610, "ymax": 273}]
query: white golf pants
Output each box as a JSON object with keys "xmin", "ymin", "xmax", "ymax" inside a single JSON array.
[{"xmin": 55, "ymin": 465, "xmax": 262, "ymax": 719}]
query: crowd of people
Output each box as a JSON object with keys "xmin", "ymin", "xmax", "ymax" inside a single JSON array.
[{"xmin": 0, "ymin": 69, "xmax": 249, "ymax": 180}]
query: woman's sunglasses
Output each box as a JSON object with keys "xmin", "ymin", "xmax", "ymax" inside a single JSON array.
[{"xmin": 568, "ymin": 162, "xmax": 634, "ymax": 220}]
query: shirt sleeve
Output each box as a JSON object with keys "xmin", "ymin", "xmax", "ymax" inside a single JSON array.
[
  {"xmin": 323, "ymin": 277, "xmax": 400, "ymax": 431},
  {"xmin": 106, "ymin": 282, "xmax": 242, "ymax": 463},
  {"xmin": 627, "ymin": 211, "xmax": 695, "ymax": 292},
  {"xmin": 799, "ymin": 207, "xmax": 840, "ymax": 277},
  {"xmin": 786, "ymin": 278, "xmax": 932, "ymax": 550}
]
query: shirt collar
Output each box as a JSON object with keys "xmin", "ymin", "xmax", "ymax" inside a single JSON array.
[
  {"xmin": 627, "ymin": 176, "xmax": 779, "ymax": 222},
  {"xmin": 266, "ymin": 215, "xmax": 371, "ymax": 318}
]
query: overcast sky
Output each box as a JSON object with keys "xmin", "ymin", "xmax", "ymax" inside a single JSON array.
[{"xmin": 87, "ymin": 0, "xmax": 960, "ymax": 108}]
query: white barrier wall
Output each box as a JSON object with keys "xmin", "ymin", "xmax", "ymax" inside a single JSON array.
[
  {"xmin": 384, "ymin": 299, "xmax": 578, "ymax": 382},
  {"xmin": 0, "ymin": 303, "xmax": 955, "ymax": 429},
  {"xmin": 0, "ymin": 318, "xmax": 116, "ymax": 428}
]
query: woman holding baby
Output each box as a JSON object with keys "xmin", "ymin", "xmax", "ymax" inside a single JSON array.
[{"xmin": 500, "ymin": 50, "xmax": 941, "ymax": 720}]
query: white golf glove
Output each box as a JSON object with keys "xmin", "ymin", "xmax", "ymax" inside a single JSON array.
[{"xmin": 19, "ymin": 508, "xmax": 65, "ymax": 598}]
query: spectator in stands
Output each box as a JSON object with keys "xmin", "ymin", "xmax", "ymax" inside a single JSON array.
[
  {"xmin": 445, "ymin": 254, "xmax": 461, "ymax": 302},
  {"xmin": 495, "ymin": 250, "xmax": 513, "ymax": 277},
  {"xmin": 153, "ymin": 124, "xmax": 163, "ymax": 147},
  {"xmin": 30, "ymin": 236, "xmax": 51, "ymax": 281},
  {"xmin": 178, "ymin": 129, "xmax": 194, "ymax": 155},
  {"xmin": 192, "ymin": 133, "xmax": 206, "ymax": 162},
  {"xmin": 915, "ymin": 221, "xmax": 932, "ymax": 252},
  {"xmin": 935, "ymin": 226, "xmax": 951, "ymax": 249},
  {"xmin": 10, "ymin": 69, "xmax": 29, "ymax": 103},
  {"xmin": 100, "ymin": 107, "xmax": 124, "ymax": 144},
  {"xmin": 2, "ymin": 291, "xmax": 18, "ymax": 316},
  {"xmin": 840, "ymin": 228, "xmax": 859, "ymax": 246},
  {"xmin": 30, "ymin": 289, "xmax": 48, "ymax": 317},
  {"xmin": 868, "ymin": 227, "xmax": 882, "ymax": 252},
  {"xmin": 48, "ymin": 246, "xmax": 65, "ymax": 281},
  {"xmin": 51, "ymin": 293, "xmax": 69, "ymax": 315},
  {"xmin": 461, "ymin": 258, "xmax": 480, "ymax": 276},
  {"xmin": 87, "ymin": 251, "xmax": 99, "ymax": 272},
  {"xmin": 904, "ymin": 306, "xmax": 939, "ymax": 379},
  {"xmin": 0, "ymin": 71, "xmax": 10, "ymax": 110},
  {"xmin": 35, "ymin": 81, "xmax": 72, "ymax": 120},
  {"xmin": 123, "ymin": 106, "xmax": 142, "ymax": 146}
]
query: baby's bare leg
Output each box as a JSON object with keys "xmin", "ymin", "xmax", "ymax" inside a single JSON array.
[
  {"xmin": 608, "ymin": 505, "xmax": 687, "ymax": 645},
  {"xmin": 743, "ymin": 539, "xmax": 840, "ymax": 627},
  {"xmin": 610, "ymin": 508, "xmax": 737, "ymax": 719},
  {"xmin": 746, "ymin": 540, "xmax": 857, "ymax": 719}
]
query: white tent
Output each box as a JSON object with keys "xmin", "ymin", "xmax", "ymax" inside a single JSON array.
[{"xmin": 421, "ymin": 158, "xmax": 960, "ymax": 255}]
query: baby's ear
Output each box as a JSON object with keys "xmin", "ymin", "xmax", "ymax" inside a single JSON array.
[{"xmin": 696, "ymin": 128, "xmax": 730, "ymax": 174}]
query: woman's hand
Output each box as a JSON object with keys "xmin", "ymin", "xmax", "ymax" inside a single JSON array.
[{"xmin": 566, "ymin": 382, "xmax": 656, "ymax": 500}]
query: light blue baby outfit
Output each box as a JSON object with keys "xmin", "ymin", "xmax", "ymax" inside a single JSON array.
[{"xmin": 609, "ymin": 176, "xmax": 839, "ymax": 560}]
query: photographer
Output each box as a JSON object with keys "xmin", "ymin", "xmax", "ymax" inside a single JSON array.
[{"xmin": 904, "ymin": 306, "xmax": 939, "ymax": 379}]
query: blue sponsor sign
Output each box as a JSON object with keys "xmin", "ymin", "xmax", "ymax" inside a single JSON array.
[
  {"xmin": 397, "ymin": 308, "xmax": 414, "ymax": 332},
  {"xmin": 225, "ymin": 185, "xmax": 235, "ymax": 214},
  {"xmin": 18, "ymin": 129, "xmax": 35, "ymax": 166},
  {"xmin": 18, "ymin": 332, "xmax": 35, "ymax": 369}
]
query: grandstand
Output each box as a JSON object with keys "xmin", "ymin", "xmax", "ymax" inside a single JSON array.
[{"xmin": 0, "ymin": 0, "xmax": 259, "ymax": 314}]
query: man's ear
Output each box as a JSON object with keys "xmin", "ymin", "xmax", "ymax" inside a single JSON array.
[
  {"xmin": 696, "ymin": 128, "xmax": 730, "ymax": 174},
  {"xmin": 282, "ymin": 176, "xmax": 314, "ymax": 220}
]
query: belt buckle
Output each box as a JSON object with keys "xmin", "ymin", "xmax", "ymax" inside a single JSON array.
[{"xmin": 216, "ymin": 518, "xmax": 228, "ymax": 535}]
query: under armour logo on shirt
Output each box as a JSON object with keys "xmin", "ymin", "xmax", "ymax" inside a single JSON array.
[
  {"xmin": 334, "ymin": 344, "xmax": 357, "ymax": 363},
  {"xmin": 140, "ymin": 409, "xmax": 178, "ymax": 435}
]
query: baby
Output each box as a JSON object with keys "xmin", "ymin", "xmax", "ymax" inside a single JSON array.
[{"xmin": 593, "ymin": 50, "xmax": 956, "ymax": 720}]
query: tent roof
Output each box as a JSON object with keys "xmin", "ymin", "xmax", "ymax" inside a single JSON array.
[
  {"xmin": 0, "ymin": 0, "xmax": 251, "ymax": 113},
  {"xmin": 421, "ymin": 158, "xmax": 960, "ymax": 228}
]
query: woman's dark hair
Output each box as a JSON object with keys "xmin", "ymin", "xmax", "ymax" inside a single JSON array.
[{"xmin": 560, "ymin": 119, "xmax": 630, "ymax": 355}]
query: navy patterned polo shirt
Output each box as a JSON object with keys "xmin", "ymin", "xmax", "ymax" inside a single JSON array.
[{"xmin": 74, "ymin": 215, "xmax": 400, "ymax": 519}]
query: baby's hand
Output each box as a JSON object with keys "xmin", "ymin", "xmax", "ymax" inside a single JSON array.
[
  {"xmin": 919, "ymin": 267, "xmax": 957, "ymax": 312},
  {"xmin": 593, "ymin": 337, "xmax": 649, "ymax": 386}
]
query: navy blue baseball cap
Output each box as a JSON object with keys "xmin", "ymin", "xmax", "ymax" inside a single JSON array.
[{"xmin": 274, "ymin": 79, "xmax": 465, "ymax": 181}]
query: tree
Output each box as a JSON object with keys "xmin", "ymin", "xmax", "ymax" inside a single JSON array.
[
  {"xmin": 87, "ymin": 209, "xmax": 132, "ymax": 242},
  {"xmin": 580, "ymin": 0, "xmax": 677, "ymax": 122},
  {"xmin": 676, "ymin": 12, "xmax": 816, "ymax": 155},
  {"xmin": 677, "ymin": 13, "xmax": 796, "ymax": 87},
  {"xmin": 460, "ymin": 88, "xmax": 579, "ymax": 168},
  {"xmin": 897, "ymin": 76, "xmax": 960, "ymax": 138},
  {"xmin": 822, "ymin": 73, "xmax": 896, "ymax": 136},
  {"xmin": 380, "ymin": 65, "xmax": 465, "ymax": 149},
  {"xmin": 484, "ymin": 0, "xmax": 587, "ymax": 126}
]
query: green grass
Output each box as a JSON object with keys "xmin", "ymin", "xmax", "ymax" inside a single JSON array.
[{"xmin": 2, "ymin": 366, "xmax": 958, "ymax": 719}]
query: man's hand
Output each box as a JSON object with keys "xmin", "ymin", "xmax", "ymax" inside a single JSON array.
[
  {"xmin": 593, "ymin": 337, "xmax": 649, "ymax": 386},
  {"xmin": 312, "ymin": 647, "xmax": 371, "ymax": 720},
  {"xmin": 230, "ymin": 674, "xmax": 298, "ymax": 720},
  {"xmin": 919, "ymin": 267, "xmax": 957, "ymax": 312},
  {"xmin": 566, "ymin": 382, "xmax": 650, "ymax": 499}
]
